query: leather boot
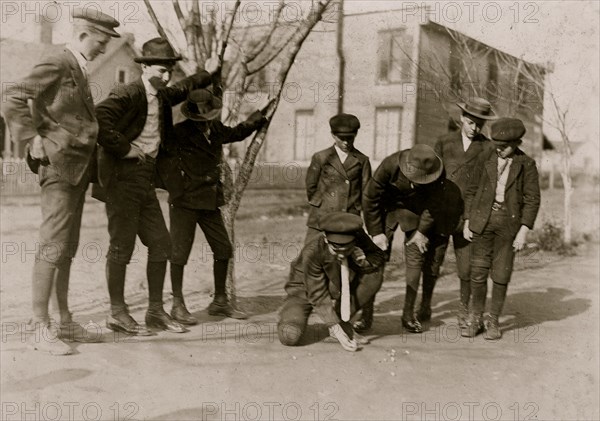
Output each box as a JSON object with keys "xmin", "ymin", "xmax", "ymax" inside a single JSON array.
[
  {"xmin": 352, "ymin": 299, "xmax": 374, "ymax": 332},
  {"xmin": 462, "ymin": 312, "xmax": 484, "ymax": 337},
  {"xmin": 170, "ymin": 296, "xmax": 198, "ymax": 326},
  {"xmin": 457, "ymin": 302, "xmax": 469, "ymax": 328},
  {"xmin": 208, "ymin": 294, "xmax": 247, "ymax": 319},
  {"xmin": 146, "ymin": 303, "xmax": 187, "ymax": 333},
  {"xmin": 484, "ymin": 314, "xmax": 502, "ymax": 340},
  {"xmin": 106, "ymin": 307, "xmax": 153, "ymax": 336},
  {"xmin": 416, "ymin": 304, "xmax": 432, "ymax": 323}
]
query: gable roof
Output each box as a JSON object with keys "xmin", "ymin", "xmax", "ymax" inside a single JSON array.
[
  {"xmin": 0, "ymin": 33, "xmax": 138, "ymax": 85},
  {"xmin": 0, "ymin": 39, "xmax": 63, "ymax": 87},
  {"xmin": 88, "ymin": 33, "xmax": 138, "ymax": 76}
]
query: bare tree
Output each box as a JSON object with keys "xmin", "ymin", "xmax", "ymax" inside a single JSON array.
[
  {"xmin": 142, "ymin": 0, "xmax": 335, "ymax": 303},
  {"xmin": 399, "ymin": 26, "xmax": 576, "ymax": 244},
  {"xmin": 501, "ymin": 59, "xmax": 575, "ymax": 244}
]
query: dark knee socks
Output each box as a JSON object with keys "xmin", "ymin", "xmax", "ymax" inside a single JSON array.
[
  {"xmin": 470, "ymin": 281, "xmax": 488, "ymax": 315},
  {"xmin": 490, "ymin": 282, "xmax": 508, "ymax": 317},
  {"xmin": 402, "ymin": 285, "xmax": 418, "ymax": 318},
  {"xmin": 106, "ymin": 260, "xmax": 127, "ymax": 313},
  {"xmin": 147, "ymin": 260, "xmax": 167, "ymax": 305},
  {"xmin": 170, "ymin": 263, "xmax": 185, "ymax": 299},
  {"xmin": 460, "ymin": 279, "xmax": 471, "ymax": 306},
  {"xmin": 421, "ymin": 276, "xmax": 437, "ymax": 309},
  {"xmin": 214, "ymin": 259, "xmax": 229, "ymax": 296}
]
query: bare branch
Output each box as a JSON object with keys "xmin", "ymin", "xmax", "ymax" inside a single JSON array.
[
  {"xmin": 247, "ymin": 0, "xmax": 285, "ymax": 63},
  {"xmin": 171, "ymin": 0, "xmax": 199, "ymax": 69},
  {"xmin": 218, "ymin": 0, "xmax": 241, "ymax": 63},
  {"xmin": 191, "ymin": 0, "xmax": 208, "ymax": 62},
  {"xmin": 248, "ymin": 26, "xmax": 300, "ymax": 74},
  {"xmin": 143, "ymin": 0, "xmax": 169, "ymax": 40},
  {"xmin": 228, "ymin": 0, "xmax": 334, "ymax": 214}
]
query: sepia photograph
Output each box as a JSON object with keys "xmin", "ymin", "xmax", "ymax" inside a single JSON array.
[{"xmin": 0, "ymin": 1, "xmax": 598, "ymax": 420}]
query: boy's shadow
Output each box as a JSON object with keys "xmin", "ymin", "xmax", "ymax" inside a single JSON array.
[{"xmin": 366, "ymin": 287, "xmax": 591, "ymax": 337}]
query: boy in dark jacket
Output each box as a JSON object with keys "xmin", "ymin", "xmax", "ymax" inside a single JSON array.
[
  {"xmin": 462, "ymin": 118, "xmax": 541, "ymax": 340},
  {"xmin": 95, "ymin": 39, "xmax": 218, "ymax": 335},
  {"xmin": 278, "ymin": 212, "xmax": 385, "ymax": 352},
  {"xmin": 434, "ymin": 97, "xmax": 494, "ymax": 327},
  {"xmin": 157, "ymin": 89, "xmax": 270, "ymax": 323},
  {"xmin": 304, "ymin": 114, "xmax": 371, "ymax": 244},
  {"xmin": 362, "ymin": 145, "xmax": 463, "ymax": 333}
]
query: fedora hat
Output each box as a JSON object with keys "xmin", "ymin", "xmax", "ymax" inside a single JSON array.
[
  {"xmin": 399, "ymin": 144, "xmax": 443, "ymax": 184},
  {"xmin": 135, "ymin": 37, "xmax": 182, "ymax": 64},
  {"xmin": 457, "ymin": 97, "xmax": 495, "ymax": 120},
  {"xmin": 181, "ymin": 89, "xmax": 222, "ymax": 121}
]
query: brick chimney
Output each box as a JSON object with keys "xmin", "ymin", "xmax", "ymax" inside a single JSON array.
[{"xmin": 36, "ymin": 15, "xmax": 53, "ymax": 44}]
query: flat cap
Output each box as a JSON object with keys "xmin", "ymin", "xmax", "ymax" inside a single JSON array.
[
  {"xmin": 329, "ymin": 113, "xmax": 360, "ymax": 137},
  {"xmin": 72, "ymin": 7, "xmax": 120, "ymax": 37},
  {"xmin": 491, "ymin": 118, "xmax": 526, "ymax": 143},
  {"xmin": 320, "ymin": 212, "xmax": 363, "ymax": 244}
]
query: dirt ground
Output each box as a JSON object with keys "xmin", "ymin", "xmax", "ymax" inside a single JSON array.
[{"xmin": 1, "ymin": 187, "xmax": 599, "ymax": 421}]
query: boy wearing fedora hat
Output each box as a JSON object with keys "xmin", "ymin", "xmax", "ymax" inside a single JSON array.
[
  {"xmin": 3, "ymin": 7, "xmax": 120, "ymax": 355},
  {"xmin": 304, "ymin": 113, "xmax": 371, "ymax": 244},
  {"xmin": 434, "ymin": 97, "xmax": 495, "ymax": 327},
  {"xmin": 94, "ymin": 37, "xmax": 221, "ymax": 335},
  {"xmin": 362, "ymin": 144, "xmax": 463, "ymax": 333},
  {"xmin": 157, "ymin": 90, "xmax": 272, "ymax": 323},
  {"xmin": 462, "ymin": 118, "xmax": 540, "ymax": 340},
  {"xmin": 278, "ymin": 212, "xmax": 385, "ymax": 352}
]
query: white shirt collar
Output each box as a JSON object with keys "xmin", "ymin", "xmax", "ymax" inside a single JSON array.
[
  {"xmin": 141, "ymin": 74, "xmax": 158, "ymax": 96},
  {"xmin": 334, "ymin": 145, "xmax": 349, "ymax": 163},
  {"xmin": 461, "ymin": 132, "xmax": 472, "ymax": 152},
  {"xmin": 66, "ymin": 44, "xmax": 88, "ymax": 73}
]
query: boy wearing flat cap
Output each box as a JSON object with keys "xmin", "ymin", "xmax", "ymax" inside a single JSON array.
[
  {"xmin": 362, "ymin": 145, "xmax": 463, "ymax": 333},
  {"xmin": 278, "ymin": 212, "xmax": 385, "ymax": 352},
  {"xmin": 3, "ymin": 7, "xmax": 120, "ymax": 355},
  {"xmin": 434, "ymin": 97, "xmax": 495, "ymax": 327},
  {"xmin": 304, "ymin": 113, "xmax": 371, "ymax": 244},
  {"xmin": 157, "ymin": 90, "xmax": 272, "ymax": 323},
  {"xmin": 94, "ymin": 38, "xmax": 220, "ymax": 336},
  {"xmin": 462, "ymin": 118, "xmax": 540, "ymax": 340}
]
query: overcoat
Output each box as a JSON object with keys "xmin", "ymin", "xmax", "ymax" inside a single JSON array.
[{"xmin": 305, "ymin": 146, "xmax": 371, "ymax": 229}]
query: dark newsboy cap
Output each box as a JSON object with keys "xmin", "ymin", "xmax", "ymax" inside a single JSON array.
[
  {"xmin": 491, "ymin": 118, "xmax": 526, "ymax": 143},
  {"xmin": 72, "ymin": 7, "xmax": 120, "ymax": 37},
  {"xmin": 329, "ymin": 113, "xmax": 360, "ymax": 137},
  {"xmin": 320, "ymin": 212, "xmax": 363, "ymax": 244}
]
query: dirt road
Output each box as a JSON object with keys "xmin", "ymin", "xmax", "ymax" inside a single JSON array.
[{"xmin": 1, "ymin": 192, "xmax": 598, "ymax": 420}]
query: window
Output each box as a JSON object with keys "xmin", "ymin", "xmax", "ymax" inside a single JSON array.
[
  {"xmin": 116, "ymin": 68, "xmax": 128, "ymax": 84},
  {"xmin": 377, "ymin": 29, "xmax": 408, "ymax": 83},
  {"xmin": 374, "ymin": 107, "xmax": 403, "ymax": 160},
  {"xmin": 294, "ymin": 110, "xmax": 315, "ymax": 161}
]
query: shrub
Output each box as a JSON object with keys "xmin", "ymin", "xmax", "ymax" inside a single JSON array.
[{"xmin": 531, "ymin": 221, "xmax": 577, "ymax": 256}]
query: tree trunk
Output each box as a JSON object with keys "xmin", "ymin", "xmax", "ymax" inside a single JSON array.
[
  {"xmin": 221, "ymin": 1, "xmax": 334, "ymax": 303},
  {"xmin": 560, "ymin": 139, "xmax": 573, "ymax": 244}
]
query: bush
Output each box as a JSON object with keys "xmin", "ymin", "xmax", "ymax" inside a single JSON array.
[{"xmin": 531, "ymin": 221, "xmax": 577, "ymax": 256}]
